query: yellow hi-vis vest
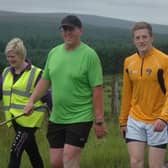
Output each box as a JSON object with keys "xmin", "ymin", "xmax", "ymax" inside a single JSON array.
[{"xmin": 2, "ymin": 65, "xmax": 46, "ymax": 127}]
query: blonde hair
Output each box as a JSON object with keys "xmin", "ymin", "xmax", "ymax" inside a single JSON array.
[
  {"xmin": 5, "ymin": 38, "xmax": 27, "ymax": 59},
  {"xmin": 132, "ymin": 21, "xmax": 153, "ymax": 37}
]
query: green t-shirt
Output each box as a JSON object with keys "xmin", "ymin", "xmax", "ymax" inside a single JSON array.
[{"xmin": 43, "ymin": 42, "xmax": 103, "ymax": 123}]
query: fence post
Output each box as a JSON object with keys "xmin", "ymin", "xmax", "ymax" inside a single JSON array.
[{"xmin": 111, "ymin": 74, "xmax": 120, "ymax": 115}]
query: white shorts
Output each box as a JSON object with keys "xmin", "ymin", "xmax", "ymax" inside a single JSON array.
[{"xmin": 126, "ymin": 117, "xmax": 168, "ymax": 146}]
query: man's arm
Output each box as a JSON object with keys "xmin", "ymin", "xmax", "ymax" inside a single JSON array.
[
  {"xmin": 119, "ymin": 59, "xmax": 133, "ymax": 139},
  {"xmin": 24, "ymin": 78, "xmax": 51, "ymax": 115},
  {"xmin": 154, "ymin": 66, "xmax": 168, "ymax": 131},
  {"xmin": 35, "ymin": 71, "xmax": 52, "ymax": 110},
  {"xmin": 92, "ymin": 86, "xmax": 107, "ymax": 138},
  {"xmin": 119, "ymin": 59, "xmax": 132, "ymax": 127}
]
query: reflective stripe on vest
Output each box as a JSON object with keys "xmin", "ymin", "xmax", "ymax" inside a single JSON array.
[
  {"xmin": 2, "ymin": 67, "xmax": 10, "ymax": 79},
  {"xmin": 3, "ymin": 104, "xmax": 46, "ymax": 112}
]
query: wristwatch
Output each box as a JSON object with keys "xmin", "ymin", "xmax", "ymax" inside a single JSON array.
[{"xmin": 95, "ymin": 120, "xmax": 104, "ymax": 126}]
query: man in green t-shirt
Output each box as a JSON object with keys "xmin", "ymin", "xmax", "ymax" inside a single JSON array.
[{"xmin": 24, "ymin": 15, "xmax": 106, "ymax": 168}]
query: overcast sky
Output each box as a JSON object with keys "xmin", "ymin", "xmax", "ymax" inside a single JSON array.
[{"xmin": 0, "ymin": 0, "xmax": 168, "ymax": 25}]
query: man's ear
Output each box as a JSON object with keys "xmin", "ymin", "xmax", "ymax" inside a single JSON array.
[
  {"xmin": 151, "ymin": 35, "xmax": 154, "ymax": 43},
  {"xmin": 79, "ymin": 28, "xmax": 83, "ymax": 35}
]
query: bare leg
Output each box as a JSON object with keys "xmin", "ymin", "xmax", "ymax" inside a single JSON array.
[
  {"xmin": 149, "ymin": 146, "xmax": 166, "ymax": 168},
  {"xmin": 127, "ymin": 141, "xmax": 146, "ymax": 168},
  {"xmin": 50, "ymin": 148, "xmax": 64, "ymax": 168},
  {"xmin": 63, "ymin": 144, "xmax": 81, "ymax": 168}
]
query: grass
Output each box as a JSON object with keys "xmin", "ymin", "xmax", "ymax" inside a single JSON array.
[
  {"xmin": 81, "ymin": 121, "xmax": 129, "ymax": 168},
  {"xmin": 0, "ymin": 118, "xmax": 129, "ymax": 168},
  {"xmin": 2, "ymin": 75, "xmax": 168, "ymax": 167},
  {"xmin": 0, "ymin": 75, "xmax": 129, "ymax": 168}
]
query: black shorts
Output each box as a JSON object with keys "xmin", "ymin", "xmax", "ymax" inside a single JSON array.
[
  {"xmin": 47, "ymin": 121, "xmax": 93, "ymax": 148},
  {"xmin": 126, "ymin": 138, "xmax": 167, "ymax": 149}
]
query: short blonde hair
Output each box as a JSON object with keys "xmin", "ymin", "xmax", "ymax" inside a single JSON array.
[
  {"xmin": 5, "ymin": 38, "xmax": 27, "ymax": 59},
  {"xmin": 132, "ymin": 21, "xmax": 153, "ymax": 37}
]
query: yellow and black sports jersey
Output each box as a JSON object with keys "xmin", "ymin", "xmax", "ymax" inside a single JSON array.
[{"xmin": 119, "ymin": 47, "xmax": 168, "ymax": 126}]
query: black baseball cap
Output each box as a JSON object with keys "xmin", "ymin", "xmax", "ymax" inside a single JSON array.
[{"xmin": 59, "ymin": 15, "xmax": 82, "ymax": 29}]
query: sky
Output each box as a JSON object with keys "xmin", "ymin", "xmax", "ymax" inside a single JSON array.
[{"xmin": 0, "ymin": 0, "xmax": 168, "ymax": 25}]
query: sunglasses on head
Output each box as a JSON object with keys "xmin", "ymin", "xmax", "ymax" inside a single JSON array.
[{"xmin": 59, "ymin": 25, "xmax": 75, "ymax": 32}]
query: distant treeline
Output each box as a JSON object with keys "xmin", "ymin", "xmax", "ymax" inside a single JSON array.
[{"xmin": 0, "ymin": 12, "xmax": 168, "ymax": 74}]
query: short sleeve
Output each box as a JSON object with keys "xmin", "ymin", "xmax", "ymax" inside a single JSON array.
[{"xmin": 88, "ymin": 50, "xmax": 103, "ymax": 87}]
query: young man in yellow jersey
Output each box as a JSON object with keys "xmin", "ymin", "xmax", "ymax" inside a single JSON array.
[{"xmin": 119, "ymin": 22, "xmax": 168, "ymax": 168}]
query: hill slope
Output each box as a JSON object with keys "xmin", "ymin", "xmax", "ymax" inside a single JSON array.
[
  {"xmin": 0, "ymin": 11, "xmax": 168, "ymax": 39},
  {"xmin": 0, "ymin": 11, "xmax": 168, "ymax": 74}
]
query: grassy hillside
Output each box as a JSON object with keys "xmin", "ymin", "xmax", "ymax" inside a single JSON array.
[
  {"xmin": 0, "ymin": 11, "xmax": 168, "ymax": 74},
  {"xmin": 1, "ymin": 11, "xmax": 168, "ymax": 34},
  {"xmin": 0, "ymin": 76, "xmax": 129, "ymax": 168},
  {"xmin": 1, "ymin": 76, "xmax": 168, "ymax": 167},
  {"xmin": 0, "ymin": 11, "xmax": 168, "ymax": 40}
]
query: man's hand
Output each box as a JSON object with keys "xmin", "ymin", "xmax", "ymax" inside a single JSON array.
[
  {"xmin": 153, "ymin": 119, "xmax": 167, "ymax": 132},
  {"xmin": 24, "ymin": 101, "xmax": 34, "ymax": 115},
  {"xmin": 120, "ymin": 126, "xmax": 126, "ymax": 139},
  {"xmin": 94, "ymin": 122, "xmax": 107, "ymax": 139}
]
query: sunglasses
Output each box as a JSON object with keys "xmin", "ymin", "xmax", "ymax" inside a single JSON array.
[{"xmin": 59, "ymin": 26, "xmax": 76, "ymax": 32}]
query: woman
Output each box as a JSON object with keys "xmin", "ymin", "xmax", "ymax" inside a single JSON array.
[{"xmin": 0, "ymin": 38, "xmax": 51, "ymax": 168}]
